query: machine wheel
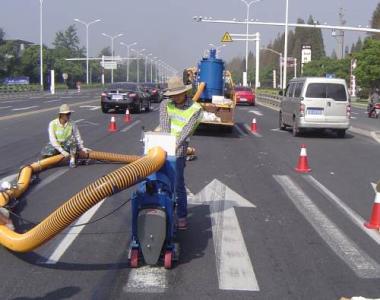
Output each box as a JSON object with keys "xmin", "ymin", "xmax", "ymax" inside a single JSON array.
[
  {"xmin": 130, "ymin": 249, "xmax": 139, "ymax": 268},
  {"xmin": 336, "ymin": 129, "xmax": 346, "ymax": 138},
  {"xmin": 164, "ymin": 250, "xmax": 173, "ymax": 269}
]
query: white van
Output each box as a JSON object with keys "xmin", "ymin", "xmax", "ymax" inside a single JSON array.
[{"xmin": 279, "ymin": 77, "xmax": 351, "ymax": 138}]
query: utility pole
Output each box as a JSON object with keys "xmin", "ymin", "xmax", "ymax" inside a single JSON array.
[{"xmin": 332, "ymin": 7, "xmax": 346, "ymax": 59}]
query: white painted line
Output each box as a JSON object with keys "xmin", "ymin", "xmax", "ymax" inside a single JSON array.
[
  {"xmin": 370, "ymin": 131, "xmax": 380, "ymax": 144},
  {"xmin": 44, "ymin": 199, "xmax": 105, "ymax": 264},
  {"xmin": 0, "ymin": 106, "xmax": 12, "ymax": 110},
  {"xmin": 32, "ymin": 168, "xmax": 69, "ymax": 193},
  {"xmin": 249, "ymin": 110, "xmax": 263, "ymax": 116},
  {"xmin": 271, "ymin": 128, "xmax": 287, "ymax": 133},
  {"xmin": 194, "ymin": 179, "xmax": 259, "ymax": 291},
  {"xmin": 73, "ymin": 119, "xmax": 85, "ymax": 124},
  {"xmin": 274, "ymin": 175, "xmax": 380, "ymax": 278},
  {"xmin": 44, "ymin": 99, "xmax": 61, "ymax": 103},
  {"xmin": 90, "ymin": 106, "xmax": 100, "ymax": 111},
  {"xmin": 2, "ymin": 100, "xmax": 15, "ymax": 104},
  {"xmin": 12, "ymin": 106, "xmax": 39, "ymax": 111},
  {"xmin": 305, "ymin": 175, "xmax": 380, "ymax": 245},
  {"xmin": 244, "ymin": 124, "xmax": 262, "ymax": 138},
  {"xmin": 234, "ymin": 124, "xmax": 247, "ymax": 137},
  {"xmin": 125, "ymin": 266, "xmax": 167, "ymax": 293},
  {"xmin": 30, "ymin": 96, "xmax": 41, "ymax": 99},
  {"xmin": 351, "ymin": 116, "xmax": 357, "ymax": 120},
  {"xmin": 61, "ymin": 96, "xmax": 74, "ymax": 99},
  {"xmin": 121, "ymin": 120, "xmax": 142, "ymax": 132},
  {"xmin": 0, "ymin": 173, "xmax": 18, "ymax": 184}
]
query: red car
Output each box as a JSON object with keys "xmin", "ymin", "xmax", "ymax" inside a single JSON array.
[{"xmin": 234, "ymin": 86, "xmax": 255, "ymax": 106}]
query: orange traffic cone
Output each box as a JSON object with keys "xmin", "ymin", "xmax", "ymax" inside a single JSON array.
[
  {"xmin": 251, "ymin": 118, "xmax": 257, "ymax": 133},
  {"xmin": 295, "ymin": 144, "xmax": 311, "ymax": 173},
  {"xmin": 108, "ymin": 116, "xmax": 118, "ymax": 132},
  {"xmin": 364, "ymin": 183, "xmax": 380, "ymax": 229},
  {"xmin": 124, "ymin": 109, "xmax": 131, "ymax": 123}
]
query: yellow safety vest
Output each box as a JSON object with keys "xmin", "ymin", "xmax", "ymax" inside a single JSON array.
[
  {"xmin": 166, "ymin": 101, "xmax": 202, "ymax": 138},
  {"xmin": 52, "ymin": 118, "xmax": 73, "ymax": 143}
]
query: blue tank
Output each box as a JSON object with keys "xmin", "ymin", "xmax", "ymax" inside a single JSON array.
[{"xmin": 198, "ymin": 49, "xmax": 225, "ymax": 100}]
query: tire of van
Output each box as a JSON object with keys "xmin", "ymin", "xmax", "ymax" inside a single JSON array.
[
  {"xmin": 279, "ymin": 112, "xmax": 286, "ymax": 130},
  {"xmin": 336, "ymin": 129, "xmax": 346, "ymax": 138}
]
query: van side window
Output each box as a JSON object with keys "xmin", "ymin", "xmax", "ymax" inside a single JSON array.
[
  {"xmin": 294, "ymin": 82, "xmax": 303, "ymax": 97},
  {"xmin": 286, "ymin": 83, "xmax": 295, "ymax": 97},
  {"xmin": 306, "ymin": 83, "xmax": 347, "ymax": 101}
]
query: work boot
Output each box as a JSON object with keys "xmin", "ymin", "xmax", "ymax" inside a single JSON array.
[{"xmin": 177, "ymin": 218, "xmax": 188, "ymax": 230}]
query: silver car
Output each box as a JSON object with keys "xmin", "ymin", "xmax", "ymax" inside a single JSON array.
[{"xmin": 279, "ymin": 77, "xmax": 351, "ymax": 138}]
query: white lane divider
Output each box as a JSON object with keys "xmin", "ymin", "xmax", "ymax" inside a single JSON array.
[
  {"xmin": 80, "ymin": 105, "xmax": 100, "ymax": 111},
  {"xmin": 125, "ymin": 266, "xmax": 168, "ymax": 293},
  {"xmin": 12, "ymin": 106, "xmax": 39, "ymax": 111},
  {"xmin": 32, "ymin": 169, "xmax": 69, "ymax": 193},
  {"xmin": 121, "ymin": 120, "xmax": 142, "ymax": 132},
  {"xmin": 44, "ymin": 199, "xmax": 106, "ymax": 264},
  {"xmin": 304, "ymin": 175, "xmax": 380, "ymax": 245},
  {"xmin": 0, "ymin": 106, "xmax": 12, "ymax": 110},
  {"xmin": 44, "ymin": 99, "xmax": 61, "ymax": 103},
  {"xmin": 249, "ymin": 110, "xmax": 263, "ymax": 116},
  {"xmin": 274, "ymin": 175, "xmax": 380, "ymax": 279}
]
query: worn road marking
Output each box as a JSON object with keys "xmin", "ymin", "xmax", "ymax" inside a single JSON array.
[
  {"xmin": 191, "ymin": 179, "xmax": 259, "ymax": 291},
  {"xmin": 0, "ymin": 173, "xmax": 18, "ymax": 184},
  {"xmin": 274, "ymin": 175, "xmax": 380, "ymax": 278},
  {"xmin": 234, "ymin": 124, "xmax": 248, "ymax": 137},
  {"xmin": 125, "ymin": 266, "xmax": 167, "ymax": 293},
  {"xmin": 0, "ymin": 106, "xmax": 12, "ymax": 110},
  {"xmin": 121, "ymin": 120, "xmax": 142, "ymax": 132},
  {"xmin": 305, "ymin": 175, "xmax": 380, "ymax": 245},
  {"xmin": 32, "ymin": 168, "xmax": 69, "ymax": 193},
  {"xmin": 249, "ymin": 110, "xmax": 263, "ymax": 116},
  {"xmin": 44, "ymin": 99, "xmax": 61, "ymax": 103},
  {"xmin": 44, "ymin": 199, "xmax": 105, "ymax": 264},
  {"xmin": 244, "ymin": 124, "xmax": 262, "ymax": 138},
  {"xmin": 12, "ymin": 106, "xmax": 39, "ymax": 111}
]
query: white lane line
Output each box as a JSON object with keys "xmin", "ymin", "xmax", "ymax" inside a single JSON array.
[
  {"xmin": 32, "ymin": 169, "xmax": 69, "ymax": 193},
  {"xmin": 90, "ymin": 106, "xmax": 100, "ymax": 111},
  {"xmin": 351, "ymin": 116, "xmax": 357, "ymax": 120},
  {"xmin": 234, "ymin": 124, "xmax": 247, "ymax": 137},
  {"xmin": 121, "ymin": 120, "xmax": 142, "ymax": 132},
  {"xmin": 370, "ymin": 131, "xmax": 380, "ymax": 144},
  {"xmin": 244, "ymin": 124, "xmax": 262, "ymax": 137},
  {"xmin": 274, "ymin": 175, "xmax": 380, "ymax": 279},
  {"xmin": 271, "ymin": 128, "xmax": 287, "ymax": 133},
  {"xmin": 12, "ymin": 106, "xmax": 39, "ymax": 111},
  {"xmin": 0, "ymin": 106, "xmax": 12, "ymax": 110},
  {"xmin": 249, "ymin": 110, "xmax": 263, "ymax": 116},
  {"xmin": 61, "ymin": 96, "xmax": 74, "ymax": 99},
  {"xmin": 125, "ymin": 266, "xmax": 167, "ymax": 293},
  {"xmin": 304, "ymin": 175, "xmax": 380, "ymax": 245},
  {"xmin": 0, "ymin": 173, "xmax": 18, "ymax": 184},
  {"xmin": 44, "ymin": 199, "xmax": 105, "ymax": 264},
  {"xmin": 2, "ymin": 100, "xmax": 15, "ymax": 104},
  {"xmin": 73, "ymin": 119, "xmax": 85, "ymax": 124},
  {"xmin": 153, "ymin": 107, "xmax": 159, "ymax": 112},
  {"xmin": 44, "ymin": 99, "xmax": 61, "ymax": 103}
]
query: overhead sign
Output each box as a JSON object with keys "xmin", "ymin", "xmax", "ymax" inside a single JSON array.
[
  {"xmin": 221, "ymin": 32, "xmax": 233, "ymax": 43},
  {"xmin": 100, "ymin": 61, "xmax": 117, "ymax": 70}
]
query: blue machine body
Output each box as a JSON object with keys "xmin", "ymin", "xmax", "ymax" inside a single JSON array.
[
  {"xmin": 198, "ymin": 49, "xmax": 225, "ymax": 100},
  {"xmin": 130, "ymin": 157, "xmax": 177, "ymax": 260}
]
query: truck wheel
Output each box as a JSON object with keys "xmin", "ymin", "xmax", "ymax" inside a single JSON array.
[{"xmin": 336, "ymin": 129, "xmax": 346, "ymax": 138}]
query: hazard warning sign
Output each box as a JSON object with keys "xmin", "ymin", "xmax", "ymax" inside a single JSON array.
[{"xmin": 221, "ymin": 32, "xmax": 233, "ymax": 43}]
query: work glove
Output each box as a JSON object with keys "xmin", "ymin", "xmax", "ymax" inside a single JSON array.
[{"xmin": 61, "ymin": 150, "xmax": 70, "ymax": 158}]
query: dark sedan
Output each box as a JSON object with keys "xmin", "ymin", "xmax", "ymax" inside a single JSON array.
[
  {"xmin": 142, "ymin": 83, "xmax": 163, "ymax": 103},
  {"xmin": 101, "ymin": 83, "xmax": 151, "ymax": 113}
]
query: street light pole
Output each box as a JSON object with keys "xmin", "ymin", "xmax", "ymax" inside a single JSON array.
[
  {"xmin": 132, "ymin": 48, "xmax": 146, "ymax": 83},
  {"xmin": 151, "ymin": 57, "xmax": 157, "ymax": 83},
  {"xmin": 39, "ymin": 0, "xmax": 44, "ymax": 89},
  {"xmin": 283, "ymin": 0, "xmax": 289, "ymax": 90},
  {"xmin": 262, "ymin": 47, "xmax": 283, "ymax": 88},
  {"xmin": 75, "ymin": 18, "xmax": 101, "ymax": 85},
  {"xmin": 145, "ymin": 53, "xmax": 152, "ymax": 83},
  {"xmin": 240, "ymin": 0, "xmax": 260, "ymax": 86},
  {"xmin": 120, "ymin": 41, "xmax": 137, "ymax": 82},
  {"xmin": 102, "ymin": 33, "xmax": 123, "ymax": 84}
]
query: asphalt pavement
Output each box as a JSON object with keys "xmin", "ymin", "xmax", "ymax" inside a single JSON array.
[{"xmin": 0, "ymin": 92, "xmax": 379, "ymax": 299}]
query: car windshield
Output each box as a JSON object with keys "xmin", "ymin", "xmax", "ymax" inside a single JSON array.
[
  {"xmin": 305, "ymin": 83, "xmax": 347, "ymax": 101},
  {"xmin": 235, "ymin": 87, "xmax": 252, "ymax": 92},
  {"xmin": 108, "ymin": 83, "xmax": 137, "ymax": 92}
]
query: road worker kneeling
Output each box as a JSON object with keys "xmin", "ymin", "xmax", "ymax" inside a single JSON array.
[{"xmin": 41, "ymin": 104, "xmax": 90, "ymax": 167}]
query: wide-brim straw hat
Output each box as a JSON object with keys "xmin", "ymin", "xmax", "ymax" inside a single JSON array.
[
  {"xmin": 163, "ymin": 77, "xmax": 192, "ymax": 96},
  {"xmin": 59, "ymin": 104, "xmax": 74, "ymax": 114}
]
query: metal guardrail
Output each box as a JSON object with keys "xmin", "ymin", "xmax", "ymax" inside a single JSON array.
[{"xmin": 256, "ymin": 93, "xmax": 282, "ymax": 108}]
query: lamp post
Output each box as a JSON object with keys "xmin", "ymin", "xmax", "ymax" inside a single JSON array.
[
  {"xmin": 144, "ymin": 53, "xmax": 152, "ymax": 83},
  {"xmin": 151, "ymin": 57, "xmax": 158, "ymax": 83},
  {"xmin": 240, "ymin": 0, "xmax": 261, "ymax": 86},
  {"xmin": 39, "ymin": 0, "xmax": 44, "ymax": 89},
  {"xmin": 261, "ymin": 48, "xmax": 283, "ymax": 88},
  {"xmin": 283, "ymin": 0, "xmax": 289, "ymax": 90},
  {"xmin": 74, "ymin": 18, "xmax": 101, "ymax": 85},
  {"xmin": 131, "ymin": 48, "xmax": 146, "ymax": 83},
  {"xmin": 120, "ymin": 41, "xmax": 137, "ymax": 82},
  {"xmin": 102, "ymin": 33, "xmax": 123, "ymax": 83}
]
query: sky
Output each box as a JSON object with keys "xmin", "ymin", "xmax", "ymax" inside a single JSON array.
[{"xmin": 0, "ymin": 0, "xmax": 376, "ymax": 73}]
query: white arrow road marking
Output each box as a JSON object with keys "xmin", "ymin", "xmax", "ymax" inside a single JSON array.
[
  {"xmin": 190, "ymin": 179, "xmax": 259, "ymax": 291},
  {"xmin": 44, "ymin": 199, "xmax": 106, "ymax": 264},
  {"xmin": 274, "ymin": 175, "xmax": 380, "ymax": 278},
  {"xmin": 244, "ymin": 124, "xmax": 262, "ymax": 138},
  {"xmin": 79, "ymin": 105, "xmax": 100, "ymax": 111},
  {"xmin": 12, "ymin": 106, "xmax": 39, "ymax": 111},
  {"xmin": 125, "ymin": 266, "xmax": 168, "ymax": 293},
  {"xmin": 304, "ymin": 175, "xmax": 380, "ymax": 245},
  {"xmin": 249, "ymin": 110, "xmax": 263, "ymax": 116}
]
